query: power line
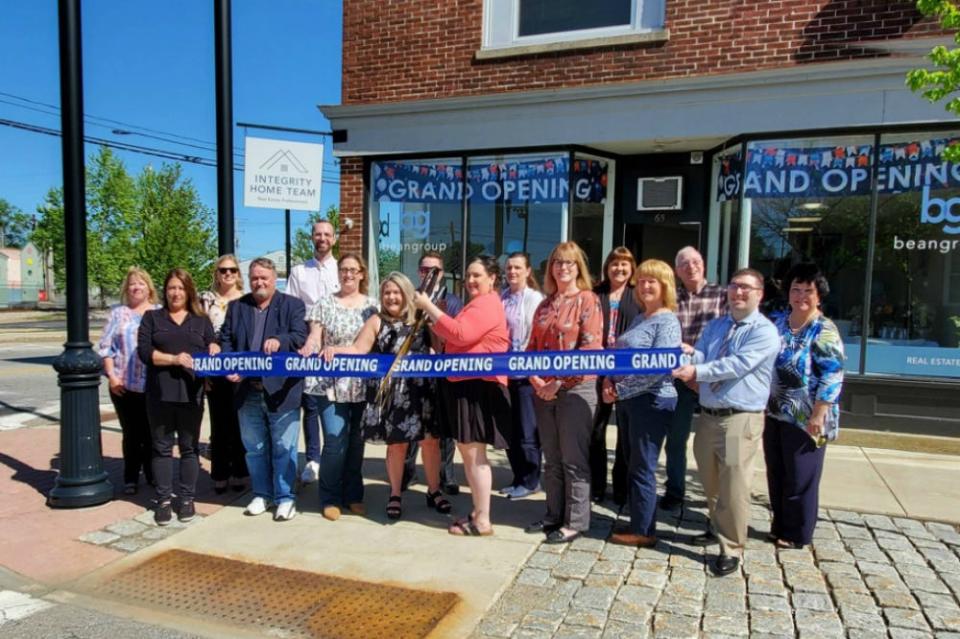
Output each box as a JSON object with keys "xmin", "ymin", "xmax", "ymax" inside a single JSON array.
[{"xmin": 0, "ymin": 116, "xmax": 340, "ymax": 184}]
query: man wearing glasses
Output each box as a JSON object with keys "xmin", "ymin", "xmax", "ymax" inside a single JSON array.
[
  {"xmin": 287, "ymin": 220, "xmax": 340, "ymax": 485},
  {"xmin": 403, "ymin": 251, "xmax": 463, "ymax": 495},
  {"xmin": 672, "ymin": 268, "xmax": 779, "ymax": 577}
]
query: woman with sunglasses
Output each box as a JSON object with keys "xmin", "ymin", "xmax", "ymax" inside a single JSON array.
[
  {"xmin": 524, "ymin": 242, "xmax": 603, "ymax": 544},
  {"xmin": 299, "ymin": 253, "xmax": 378, "ymax": 521},
  {"xmin": 322, "ymin": 271, "xmax": 449, "ymax": 520},
  {"xmin": 200, "ymin": 255, "xmax": 248, "ymax": 494}
]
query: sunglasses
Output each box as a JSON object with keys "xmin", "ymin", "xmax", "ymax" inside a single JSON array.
[{"xmin": 218, "ymin": 267, "xmax": 239, "ymax": 274}]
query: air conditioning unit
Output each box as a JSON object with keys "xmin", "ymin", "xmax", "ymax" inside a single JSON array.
[{"xmin": 637, "ymin": 176, "xmax": 683, "ymax": 211}]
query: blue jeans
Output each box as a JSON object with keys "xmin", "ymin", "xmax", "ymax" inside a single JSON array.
[
  {"xmin": 664, "ymin": 381, "xmax": 698, "ymax": 500},
  {"xmin": 301, "ymin": 393, "xmax": 322, "ymax": 463},
  {"xmin": 619, "ymin": 393, "xmax": 672, "ymax": 537},
  {"xmin": 506, "ymin": 381, "xmax": 540, "ymax": 490},
  {"xmin": 317, "ymin": 397, "xmax": 365, "ymax": 507},
  {"xmin": 238, "ymin": 391, "xmax": 300, "ymax": 504}
]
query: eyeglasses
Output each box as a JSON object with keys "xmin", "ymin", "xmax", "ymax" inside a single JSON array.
[
  {"xmin": 218, "ymin": 267, "xmax": 239, "ymax": 274},
  {"xmin": 551, "ymin": 258, "xmax": 576, "ymax": 269},
  {"xmin": 727, "ymin": 282, "xmax": 762, "ymax": 292},
  {"xmin": 418, "ymin": 266, "xmax": 440, "ymax": 274},
  {"xmin": 339, "ymin": 267, "xmax": 361, "ymax": 275}
]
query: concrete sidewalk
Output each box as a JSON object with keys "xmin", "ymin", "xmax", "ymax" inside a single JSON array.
[{"xmin": 0, "ymin": 410, "xmax": 958, "ymax": 637}]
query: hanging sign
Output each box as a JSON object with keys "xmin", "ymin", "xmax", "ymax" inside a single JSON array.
[{"xmin": 243, "ymin": 136, "xmax": 323, "ymax": 210}]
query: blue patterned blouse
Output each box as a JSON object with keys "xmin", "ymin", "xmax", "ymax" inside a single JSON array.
[
  {"xmin": 97, "ymin": 304, "xmax": 160, "ymax": 393},
  {"xmin": 767, "ymin": 313, "xmax": 845, "ymax": 441}
]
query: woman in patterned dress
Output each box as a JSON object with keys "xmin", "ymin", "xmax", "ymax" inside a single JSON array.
[
  {"xmin": 98, "ymin": 267, "xmax": 161, "ymax": 495},
  {"xmin": 322, "ymin": 271, "xmax": 449, "ymax": 520},
  {"xmin": 299, "ymin": 253, "xmax": 378, "ymax": 521},
  {"xmin": 199, "ymin": 254, "xmax": 248, "ymax": 494},
  {"xmin": 765, "ymin": 262, "xmax": 845, "ymax": 549}
]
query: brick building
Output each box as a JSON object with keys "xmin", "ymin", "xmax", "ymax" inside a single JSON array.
[{"xmin": 321, "ymin": 0, "xmax": 960, "ymax": 432}]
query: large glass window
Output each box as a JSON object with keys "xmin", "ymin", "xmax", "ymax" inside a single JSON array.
[
  {"xmin": 742, "ymin": 136, "xmax": 874, "ymax": 374},
  {"xmin": 466, "ymin": 153, "xmax": 567, "ymax": 285},
  {"xmin": 571, "ymin": 153, "xmax": 612, "ymax": 279},
  {"xmin": 369, "ymin": 158, "xmax": 464, "ymax": 290},
  {"xmin": 866, "ymin": 131, "xmax": 960, "ymax": 379}
]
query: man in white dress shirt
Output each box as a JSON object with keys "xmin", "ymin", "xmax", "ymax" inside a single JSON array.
[{"xmin": 286, "ymin": 220, "xmax": 339, "ymax": 484}]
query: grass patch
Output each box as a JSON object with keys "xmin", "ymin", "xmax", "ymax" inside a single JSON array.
[{"xmin": 835, "ymin": 429, "xmax": 960, "ymax": 456}]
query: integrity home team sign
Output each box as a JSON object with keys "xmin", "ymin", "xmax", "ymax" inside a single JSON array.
[{"xmin": 243, "ymin": 137, "xmax": 324, "ymax": 211}]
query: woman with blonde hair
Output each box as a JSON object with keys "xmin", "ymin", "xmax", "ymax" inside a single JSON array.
[
  {"xmin": 524, "ymin": 242, "xmax": 603, "ymax": 544},
  {"xmin": 97, "ymin": 267, "xmax": 160, "ymax": 495},
  {"xmin": 200, "ymin": 254, "xmax": 248, "ymax": 494},
  {"xmin": 322, "ymin": 271, "xmax": 448, "ymax": 520},
  {"xmin": 602, "ymin": 259, "xmax": 682, "ymax": 547},
  {"xmin": 300, "ymin": 253, "xmax": 378, "ymax": 520}
]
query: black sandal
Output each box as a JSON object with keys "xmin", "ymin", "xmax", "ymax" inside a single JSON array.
[
  {"xmin": 386, "ymin": 495, "xmax": 402, "ymax": 520},
  {"xmin": 426, "ymin": 490, "xmax": 452, "ymax": 514}
]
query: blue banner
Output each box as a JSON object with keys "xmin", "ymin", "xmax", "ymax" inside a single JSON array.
[
  {"xmin": 716, "ymin": 137, "xmax": 960, "ymax": 201},
  {"xmin": 372, "ymin": 157, "xmax": 607, "ymax": 204},
  {"xmin": 193, "ymin": 348, "xmax": 683, "ymax": 378}
]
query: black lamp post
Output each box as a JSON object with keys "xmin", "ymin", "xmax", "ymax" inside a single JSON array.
[
  {"xmin": 215, "ymin": 0, "xmax": 235, "ymax": 255},
  {"xmin": 48, "ymin": 0, "xmax": 113, "ymax": 508}
]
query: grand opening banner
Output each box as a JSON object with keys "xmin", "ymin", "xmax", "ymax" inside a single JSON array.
[
  {"xmin": 372, "ymin": 157, "xmax": 607, "ymax": 204},
  {"xmin": 193, "ymin": 348, "xmax": 683, "ymax": 378},
  {"xmin": 717, "ymin": 137, "xmax": 960, "ymax": 201}
]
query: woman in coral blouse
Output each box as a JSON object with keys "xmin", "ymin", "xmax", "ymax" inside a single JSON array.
[{"xmin": 414, "ymin": 254, "xmax": 511, "ymax": 537}]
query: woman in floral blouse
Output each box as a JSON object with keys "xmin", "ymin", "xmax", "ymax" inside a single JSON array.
[
  {"xmin": 524, "ymin": 241, "xmax": 603, "ymax": 544},
  {"xmin": 300, "ymin": 253, "xmax": 378, "ymax": 521},
  {"xmin": 765, "ymin": 262, "xmax": 845, "ymax": 549}
]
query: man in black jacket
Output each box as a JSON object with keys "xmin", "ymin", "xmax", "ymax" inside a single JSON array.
[{"xmin": 220, "ymin": 257, "xmax": 307, "ymax": 522}]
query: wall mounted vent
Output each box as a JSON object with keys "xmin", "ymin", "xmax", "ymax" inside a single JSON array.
[{"xmin": 637, "ymin": 176, "xmax": 683, "ymax": 211}]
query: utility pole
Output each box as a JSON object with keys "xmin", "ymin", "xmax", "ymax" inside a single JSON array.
[
  {"xmin": 49, "ymin": 0, "xmax": 113, "ymax": 509},
  {"xmin": 214, "ymin": 0, "xmax": 235, "ymax": 255}
]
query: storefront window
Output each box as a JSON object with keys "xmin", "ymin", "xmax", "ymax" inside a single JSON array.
[
  {"xmin": 571, "ymin": 153, "xmax": 612, "ymax": 278},
  {"xmin": 369, "ymin": 158, "xmax": 463, "ymax": 290},
  {"xmin": 466, "ymin": 153, "xmax": 567, "ymax": 284},
  {"xmin": 741, "ymin": 136, "xmax": 874, "ymax": 374},
  {"xmin": 712, "ymin": 145, "xmax": 743, "ymax": 284},
  {"xmin": 866, "ymin": 131, "xmax": 960, "ymax": 378}
]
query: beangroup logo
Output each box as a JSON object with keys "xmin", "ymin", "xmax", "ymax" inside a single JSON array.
[{"xmin": 921, "ymin": 185, "xmax": 960, "ymax": 234}]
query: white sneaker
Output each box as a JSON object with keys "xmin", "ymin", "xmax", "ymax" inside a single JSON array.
[
  {"xmin": 300, "ymin": 461, "xmax": 319, "ymax": 484},
  {"xmin": 274, "ymin": 500, "xmax": 297, "ymax": 521},
  {"xmin": 244, "ymin": 496, "xmax": 270, "ymax": 516}
]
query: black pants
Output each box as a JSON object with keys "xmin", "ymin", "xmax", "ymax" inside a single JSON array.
[
  {"xmin": 505, "ymin": 380, "xmax": 541, "ymax": 489},
  {"xmin": 403, "ymin": 437, "xmax": 456, "ymax": 487},
  {"xmin": 111, "ymin": 390, "xmax": 153, "ymax": 485},
  {"xmin": 149, "ymin": 400, "xmax": 203, "ymax": 503},
  {"xmin": 589, "ymin": 397, "xmax": 628, "ymax": 503},
  {"xmin": 207, "ymin": 377, "xmax": 248, "ymax": 482},
  {"xmin": 763, "ymin": 416, "xmax": 827, "ymax": 545}
]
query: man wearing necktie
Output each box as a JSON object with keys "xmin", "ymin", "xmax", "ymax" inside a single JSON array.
[{"xmin": 672, "ymin": 268, "xmax": 779, "ymax": 577}]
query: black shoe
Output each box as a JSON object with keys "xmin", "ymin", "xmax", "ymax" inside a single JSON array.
[
  {"xmin": 712, "ymin": 554, "xmax": 740, "ymax": 576},
  {"xmin": 545, "ymin": 529, "xmax": 581, "ymax": 544},
  {"xmin": 658, "ymin": 494, "xmax": 683, "ymax": 511},
  {"xmin": 178, "ymin": 501, "xmax": 196, "ymax": 523},
  {"xmin": 691, "ymin": 530, "xmax": 718, "ymax": 546},
  {"xmin": 591, "ymin": 492, "xmax": 605, "ymax": 504},
  {"xmin": 426, "ymin": 490, "xmax": 452, "ymax": 514},
  {"xmin": 525, "ymin": 520, "xmax": 560, "ymax": 534},
  {"xmin": 443, "ymin": 483, "xmax": 460, "ymax": 496},
  {"xmin": 155, "ymin": 502, "xmax": 173, "ymax": 527}
]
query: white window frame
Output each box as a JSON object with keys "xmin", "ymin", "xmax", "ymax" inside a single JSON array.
[{"xmin": 482, "ymin": 0, "xmax": 666, "ymax": 52}]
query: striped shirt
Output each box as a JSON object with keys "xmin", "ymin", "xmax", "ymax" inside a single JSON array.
[{"xmin": 97, "ymin": 304, "xmax": 159, "ymax": 392}]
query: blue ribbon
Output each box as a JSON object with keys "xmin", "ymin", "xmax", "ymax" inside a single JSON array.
[{"xmin": 193, "ymin": 348, "xmax": 684, "ymax": 378}]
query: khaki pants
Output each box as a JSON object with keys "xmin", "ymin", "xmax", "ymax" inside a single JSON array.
[{"xmin": 693, "ymin": 411, "xmax": 764, "ymax": 558}]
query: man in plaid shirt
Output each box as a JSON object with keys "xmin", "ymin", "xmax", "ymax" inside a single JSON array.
[{"xmin": 660, "ymin": 247, "xmax": 727, "ymax": 511}]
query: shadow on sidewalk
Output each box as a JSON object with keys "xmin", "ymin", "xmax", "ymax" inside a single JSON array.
[
  {"xmin": 0, "ymin": 451, "xmax": 59, "ymax": 495},
  {"xmin": 0, "ymin": 399, "xmax": 58, "ymax": 423}
]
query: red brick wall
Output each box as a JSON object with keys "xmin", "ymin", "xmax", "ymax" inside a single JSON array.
[
  {"xmin": 337, "ymin": 157, "xmax": 364, "ymax": 255},
  {"xmin": 342, "ymin": 0, "xmax": 940, "ymax": 105}
]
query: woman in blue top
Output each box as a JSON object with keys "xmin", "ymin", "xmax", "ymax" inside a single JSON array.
[
  {"xmin": 97, "ymin": 267, "xmax": 160, "ymax": 495},
  {"xmin": 602, "ymin": 259, "xmax": 682, "ymax": 547},
  {"xmin": 765, "ymin": 262, "xmax": 844, "ymax": 549}
]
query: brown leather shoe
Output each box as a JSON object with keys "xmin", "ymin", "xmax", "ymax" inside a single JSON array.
[{"xmin": 609, "ymin": 532, "xmax": 657, "ymax": 548}]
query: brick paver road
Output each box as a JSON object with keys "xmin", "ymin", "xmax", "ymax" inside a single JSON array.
[{"xmin": 473, "ymin": 479, "xmax": 960, "ymax": 639}]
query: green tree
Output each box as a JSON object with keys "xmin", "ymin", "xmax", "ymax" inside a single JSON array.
[
  {"xmin": 86, "ymin": 148, "xmax": 138, "ymax": 306},
  {"xmin": 32, "ymin": 188, "xmax": 65, "ymax": 289},
  {"xmin": 907, "ymin": 0, "xmax": 960, "ymax": 161},
  {"xmin": 134, "ymin": 163, "xmax": 217, "ymax": 291},
  {"xmin": 292, "ymin": 204, "xmax": 340, "ymax": 265},
  {"xmin": 0, "ymin": 198, "xmax": 33, "ymax": 248}
]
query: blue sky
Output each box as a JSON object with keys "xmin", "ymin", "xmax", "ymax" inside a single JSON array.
[{"xmin": 0, "ymin": 1, "xmax": 342, "ymax": 260}]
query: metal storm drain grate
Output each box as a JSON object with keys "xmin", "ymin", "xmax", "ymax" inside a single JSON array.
[{"xmin": 96, "ymin": 550, "xmax": 459, "ymax": 639}]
